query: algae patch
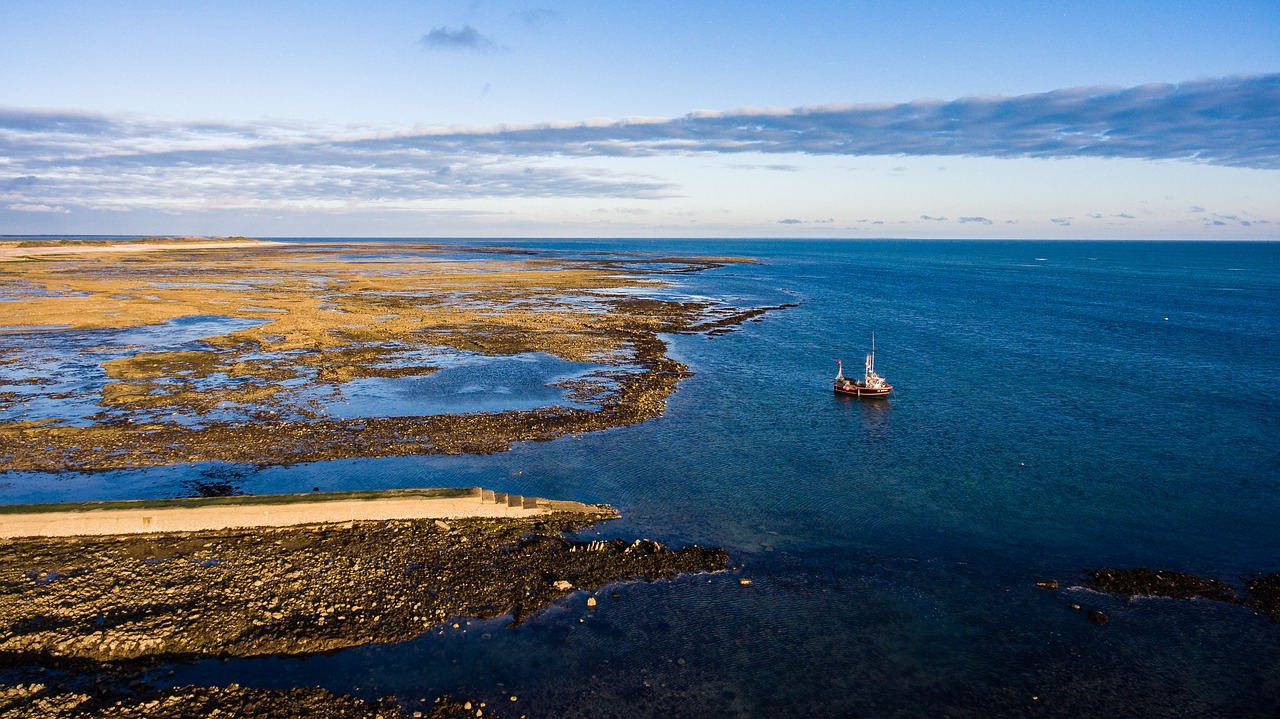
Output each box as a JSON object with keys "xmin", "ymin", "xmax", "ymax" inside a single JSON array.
[{"xmin": 0, "ymin": 240, "xmax": 785, "ymax": 472}]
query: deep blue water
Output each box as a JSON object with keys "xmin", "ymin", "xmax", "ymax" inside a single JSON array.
[{"xmin": 6, "ymin": 239, "xmax": 1280, "ymax": 716}]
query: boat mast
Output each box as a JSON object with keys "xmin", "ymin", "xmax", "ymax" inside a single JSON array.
[{"xmin": 866, "ymin": 333, "xmax": 875, "ymax": 378}]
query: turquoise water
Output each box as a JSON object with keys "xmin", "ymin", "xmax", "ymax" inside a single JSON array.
[{"xmin": 8, "ymin": 239, "xmax": 1280, "ymax": 716}]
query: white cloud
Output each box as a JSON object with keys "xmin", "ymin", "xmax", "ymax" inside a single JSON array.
[
  {"xmin": 7, "ymin": 203, "xmax": 69, "ymax": 213},
  {"xmin": 1, "ymin": 74, "xmax": 1277, "ymax": 232}
]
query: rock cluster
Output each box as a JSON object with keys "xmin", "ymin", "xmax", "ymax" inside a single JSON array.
[
  {"xmin": 1082, "ymin": 567, "xmax": 1280, "ymax": 619},
  {"xmin": 0, "ymin": 512, "xmax": 728, "ymax": 716}
]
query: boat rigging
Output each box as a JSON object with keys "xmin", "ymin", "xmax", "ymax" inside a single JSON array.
[{"xmin": 834, "ymin": 336, "xmax": 893, "ymax": 398}]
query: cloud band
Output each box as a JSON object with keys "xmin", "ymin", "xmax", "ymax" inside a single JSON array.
[{"xmin": 2, "ymin": 74, "xmax": 1276, "ymax": 212}]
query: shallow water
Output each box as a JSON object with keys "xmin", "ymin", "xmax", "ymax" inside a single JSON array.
[
  {"xmin": 6, "ymin": 239, "xmax": 1280, "ymax": 716},
  {"xmin": 318, "ymin": 351, "xmax": 612, "ymax": 418},
  {"xmin": 0, "ymin": 314, "xmax": 267, "ymax": 426}
]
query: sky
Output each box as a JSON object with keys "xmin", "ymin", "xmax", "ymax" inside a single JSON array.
[{"xmin": 1, "ymin": 0, "xmax": 1278, "ymax": 239}]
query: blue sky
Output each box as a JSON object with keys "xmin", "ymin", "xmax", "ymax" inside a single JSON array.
[{"xmin": 2, "ymin": 0, "xmax": 1278, "ymax": 238}]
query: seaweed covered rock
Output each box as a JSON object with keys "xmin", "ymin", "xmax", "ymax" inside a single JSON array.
[
  {"xmin": 0, "ymin": 682, "xmax": 413, "ymax": 719},
  {"xmin": 0, "ymin": 514, "xmax": 728, "ymax": 663},
  {"xmin": 1086, "ymin": 568, "xmax": 1239, "ymax": 603},
  {"xmin": 0, "ymin": 511, "xmax": 726, "ymax": 717}
]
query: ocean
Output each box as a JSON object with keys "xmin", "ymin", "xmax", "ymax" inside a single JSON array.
[{"xmin": 5, "ymin": 239, "xmax": 1279, "ymax": 716}]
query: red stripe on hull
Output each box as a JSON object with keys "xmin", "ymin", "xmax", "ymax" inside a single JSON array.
[{"xmin": 833, "ymin": 385, "xmax": 892, "ymax": 398}]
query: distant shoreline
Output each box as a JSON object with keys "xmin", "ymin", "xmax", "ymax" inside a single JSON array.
[{"xmin": 0, "ymin": 237, "xmax": 281, "ymax": 262}]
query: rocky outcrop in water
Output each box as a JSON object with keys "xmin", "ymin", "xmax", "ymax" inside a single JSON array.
[
  {"xmin": 0, "ymin": 512, "xmax": 728, "ymax": 717},
  {"xmin": 1069, "ymin": 567, "xmax": 1280, "ymax": 621},
  {"xmin": 1086, "ymin": 568, "xmax": 1238, "ymax": 603}
]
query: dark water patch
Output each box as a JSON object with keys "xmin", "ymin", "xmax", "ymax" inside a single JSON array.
[
  {"xmin": 182, "ymin": 480, "xmax": 243, "ymax": 498},
  {"xmin": 178, "ymin": 464, "xmax": 254, "ymax": 498}
]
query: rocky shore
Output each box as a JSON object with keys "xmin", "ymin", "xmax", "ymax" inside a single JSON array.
[{"xmin": 0, "ymin": 511, "xmax": 729, "ymax": 717}]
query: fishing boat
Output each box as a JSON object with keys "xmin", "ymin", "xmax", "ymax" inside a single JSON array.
[{"xmin": 834, "ymin": 338, "xmax": 893, "ymax": 398}]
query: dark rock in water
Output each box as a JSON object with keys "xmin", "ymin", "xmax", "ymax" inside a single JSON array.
[
  {"xmin": 1243, "ymin": 573, "xmax": 1280, "ymax": 620},
  {"xmin": 1086, "ymin": 568, "xmax": 1239, "ymax": 603},
  {"xmin": 1087, "ymin": 610, "xmax": 1109, "ymax": 626},
  {"xmin": 1082, "ymin": 566, "xmax": 1280, "ymax": 623}
]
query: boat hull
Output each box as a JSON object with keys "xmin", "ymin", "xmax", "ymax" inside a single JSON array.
[{"xmin": 833, "ymin": 384, "xmax": 892, "ymax": 399}]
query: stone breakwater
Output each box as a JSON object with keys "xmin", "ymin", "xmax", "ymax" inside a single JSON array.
[
  {"xmin": 0, "ymin": 506, "xmax": 730, "ymax": 718},
  {"xmin": 0, "ymin": 487, "xmax": 591, "ymax": 538}
]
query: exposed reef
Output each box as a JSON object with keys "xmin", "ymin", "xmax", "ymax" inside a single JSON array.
[
  {"xmin": 1045, "ymin": 567, "xmax": 1280, "ymax": 622},
  {"xmin": 0, "ymin": 513, "xmax": 726, "ymax": 662},
  {"xmin": 0, "ymin": 239, "xmax": 783, "ymax": 474},
  {"xmin": 0, "ymin": 239, "xmax": 755, "ymax": 716},
  {"xmin": 0, "ymin": 511, "xmax": 728, "ymax": 717},
  {"xmin": 1086, "ymin": 568, "xmax": 1238, "ymax": 604}
]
